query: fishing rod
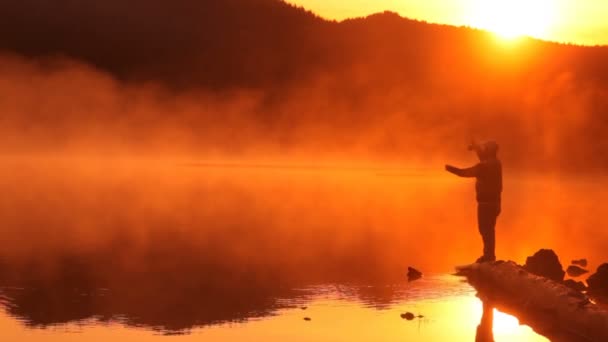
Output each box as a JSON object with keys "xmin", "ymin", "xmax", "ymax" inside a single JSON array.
[{"xmin": 180, "ymin": 161, "xmax": 439, "ymax": 177}]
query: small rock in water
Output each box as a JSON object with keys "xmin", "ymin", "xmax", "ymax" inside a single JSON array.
[
  {"xmin": 400, "ymin": 312, "xmax": 415, "ymax": 321},
  {"xmin": 300, "ymin": 306, "xmax": 308, "ymax": 310},
  {"xmin": 587, "ymin": 263, "xmax": 608, "ymax": 296},
  {"xmin": 567, "ymin": 265, "xmax": 589, "ymax": 277},
  {"xmin": 407, "ymin": 267, "xmax": 423, "ymax": 282},
  {"xmin": 303, "ymin": 317, "xmax": 311, "ymax": 321},
  {"xmin": 564, "ymin": 279, "xmax": 587, "ymax": 292},
  {"xmin": 524, "ymin": 249, "xmax": 565, "ymax": 282},
  {"xmin": 572, "ymin": 259, "xmax": 588, "ymax": 267}
]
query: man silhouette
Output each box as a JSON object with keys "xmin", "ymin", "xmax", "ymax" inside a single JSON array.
[{"xmin": 446, "ymin": 141, "xmax": 502, "ymax": 263}]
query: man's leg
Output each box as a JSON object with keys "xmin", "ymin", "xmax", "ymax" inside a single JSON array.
[{"xmin": 477, "ymin": 203, "xmax": 498, "ymax": 261}]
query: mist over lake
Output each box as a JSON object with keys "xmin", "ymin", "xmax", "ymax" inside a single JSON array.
[{"xmin": 1, "ymin": 159, "xmax": 604, "ymax": 283}]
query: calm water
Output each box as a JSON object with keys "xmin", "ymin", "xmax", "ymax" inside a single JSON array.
[
  {"xmin": 0, "ymin": 275, "xmax": 548, "ymax": 341},
  {"xmin": 0, "ymin": 158, "xmax": 604, "ymax": 341}
]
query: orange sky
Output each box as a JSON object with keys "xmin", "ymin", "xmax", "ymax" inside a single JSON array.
[{"xmin": 288, "ymin": 0, "xmax": 608, "ymax": 46}]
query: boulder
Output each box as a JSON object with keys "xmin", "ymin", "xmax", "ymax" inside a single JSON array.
[
  {"xmin": 400, "ymin": 312, "xmax": 415, "ymax": 320},
  {"xmin": 572, "ymin": 259, "xmax": 588, "ymax": 268},
  {"xmin": 523, "ymin": 249, "xmax": 565, "ymax": 282},
  {"xmin": 587, "ymin": 263, "xmax": 608, "ymax": 296},
  {"xmin": 566, "ymin": 265, "xmax": 589, "ymax": 278},
  {"xmin": 457, "ymin": 261, "xmax": 608, "ymax": 341},
  {"xmin": 563, "ymin": 279, "xmax": 587, "ymax": 292},
  {"xmin": 407, "ymin": 267, "xmax": 422, "ymax": 282}
]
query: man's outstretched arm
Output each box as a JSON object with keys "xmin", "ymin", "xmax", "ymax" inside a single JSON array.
[{"xmin": 445, "ymin": 164, "xmax": 480, "ymax": 178}]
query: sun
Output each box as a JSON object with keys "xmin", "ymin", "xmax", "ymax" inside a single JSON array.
[{"xmin": 468, "ymin": 0, "xmax": 556, "ymax": 40}]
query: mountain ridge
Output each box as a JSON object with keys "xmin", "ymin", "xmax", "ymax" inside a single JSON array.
[{"xmin": 1, "ymin": 0, "xmax": 606, "ymax": 89}]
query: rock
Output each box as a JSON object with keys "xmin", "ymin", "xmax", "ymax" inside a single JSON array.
[
  {"xmin": 407, "ymin": 267, "xmax": 422, "ymax": 282},
  {"xmin": 458, "ymin": 261, "xmax": 608, "ymax": 341},
  {"xmin": 572, "ymin": 259, "xmax": 588, "ymax": 268},
  {"xmin": 587, "ymin": 263, "xmax": 608, "ymax": 296},
  {"xmin": 303, "ymin": 317, "xmax": 311, "ymax": 321},
  {"xmin": 400, "ymin": 312, "xmax": 415, "ymax": 320},
  {"xmin": 523, "ymin": 249, "xmax": 565, "ymax": 282},
  {"xmin": 563, "ymin": 279, "xmax": 587, "ymax": 292},
  {"xmin": 567, "ymin": 265, "xmax": 589, "ymax": 278},
  {"xmin": 300, "ymin": 306, "xmax": 307, "ymax": 310}
]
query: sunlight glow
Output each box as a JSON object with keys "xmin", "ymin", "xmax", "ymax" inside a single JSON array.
[
  {"xmin": 468, "ymin": 0, "xmax": 556, "ymax": 40},
  {"xmin": 492, "ymin": 309, "xmax": 521, "ymax": 334}
]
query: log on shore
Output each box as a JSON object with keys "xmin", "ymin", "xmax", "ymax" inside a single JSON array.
[{"xmin": 457, "ymin": 261, "xmax": 608, "ymax": 342}]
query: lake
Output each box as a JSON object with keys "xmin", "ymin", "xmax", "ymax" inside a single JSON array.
[{"xmin": 0, "ymin": 158, "xmax": 604, "ymax": 341}]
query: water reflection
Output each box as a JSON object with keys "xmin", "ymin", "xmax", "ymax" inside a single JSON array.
[
  {"xmin": 0, "ymin": 277, "xmax": 456, "ymax": 333},
  {"xmin": 0, "ymin": 275, "xmax": 549, "ymax": 341},
  {"xmin": 0, "ymin": 284, "xmax": 310, "ymax": 333},
  {"xmin": 476, "ymin": 302, "xmax": 494, "ymax": 342}
]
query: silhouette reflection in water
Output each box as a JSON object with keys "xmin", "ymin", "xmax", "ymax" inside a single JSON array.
[
  {"xmin": 476, "ymin": 301, "xmax": 495, "ymax": 342},
  {"xmin": 0, "ymin": 280, "xmax": 420, "ymax": 333},
  {"xmin": 0, "ymin": 260, "xmax": 469, "ymax": 337},
  {"xmin": 0, "ymin": 283, "xmax": 311, "ymax": 333},
  {"xmin": 0, "ymin": 257, "xmax": 551, "ymax": 341},
  {"xmin": 0, "ymin": 256, "xmax": 318, "ymax": 333},
  {"xmin": 0, "ymin": 256, "xmax": 422, "ymax": 335}
]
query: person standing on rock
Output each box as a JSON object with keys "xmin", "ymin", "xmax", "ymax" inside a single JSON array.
[{"xmin": 445, "ymin": 141, "xmax": 502, "ymax": 263}]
